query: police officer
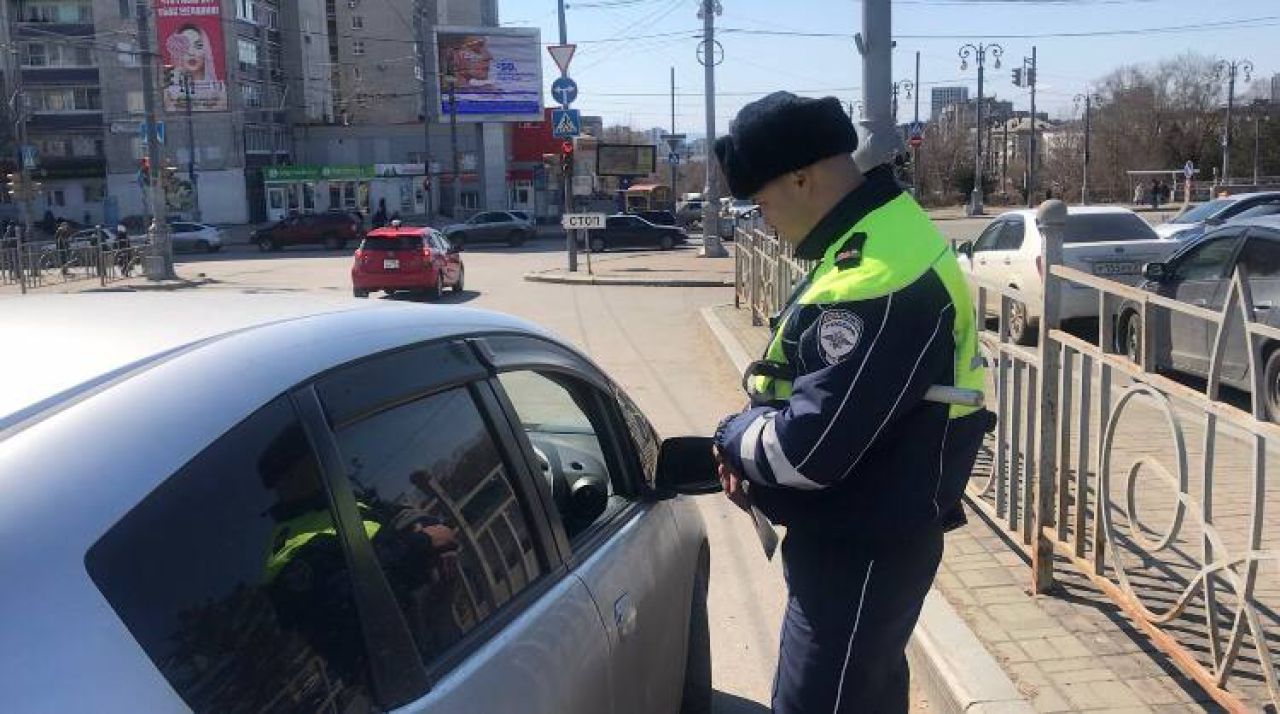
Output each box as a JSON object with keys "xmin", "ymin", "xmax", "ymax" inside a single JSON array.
[{"xmin": 711, "ymin": 92, "xmax": 992, "ymax": 713}]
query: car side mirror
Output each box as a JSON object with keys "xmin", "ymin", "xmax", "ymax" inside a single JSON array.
[
  {"xmin": 449, "ymin": 243, "xmax": 463, "ymax": 253},
  {"xmin": 654, "ymin": 436, "xmax": 721, "ymax": 495},
  {"xmin": 956, "ymin": 241, "xmax": 974, "ymax": 257},
  {"xmin": 1205, "ymin": 216, "xmax": 1224, "ymax": 227},
  {"xmin": 1142, "ymin": 262, "xmax": 1168, "ymax": 282}
]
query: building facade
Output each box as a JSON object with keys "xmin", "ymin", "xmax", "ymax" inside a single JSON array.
[{"xmin": 930, "ymin": 86, "xmax": 969, "ymax": 121}]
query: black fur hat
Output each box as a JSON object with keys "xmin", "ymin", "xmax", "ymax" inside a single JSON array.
[{"xmin": 714, "ymin": 92, "xmax": 858, "ymax": 199}]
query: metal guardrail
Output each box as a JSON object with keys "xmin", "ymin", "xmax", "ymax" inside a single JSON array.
[
  {"xmin": 0, "ymin": 241, "xmax": 150, "ymax": 292},
  {"xmin": 733, "ymin": 208, "xmax": 1279, "ymax": 709}
]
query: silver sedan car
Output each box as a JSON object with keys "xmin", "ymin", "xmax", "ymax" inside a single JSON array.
[{"xmin": 0, "ymin": 295, "xmax": 716, "ymax": 714}]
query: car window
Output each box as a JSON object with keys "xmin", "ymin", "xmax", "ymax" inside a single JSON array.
[
  {"xmin": 1230, "ymin": 200, "xmax": 1280, "ymax": 221},
  {"xmin": 433, "ymin": 233, "xmax": 452, "ymax": 252},
  {"xmin": 498, "ymin": 371, "xmax": 631, "ymax": 544},
  {"xmin": 85, "ymin": 397, "xmax": 376, "ymax": 713},
  {"xmin": 1239, "ymin": 236, "xmax": 1280, "ymax": 280},
  {"xmin": 612, "ymin": 385, "xmax": 660, "ymax": 488},
  {"xmin": 333, "ymin": 387, "xmax": 545, "ymax": 670},
  {"xmin": 1063, "ymin": 213, "xmax": 1159, "ymax": 243},
  {"xmin": 361, "ymin": 235, "xmax": 422, "ymax": 252},
  {"xmin": 1173, "ymin": 199, "xmax": 1233, "ymax": 224},
  {"xmin": 995, "ymin": 216, "xmax": 1025, "ymax": 250},
  {"xmin": 972, "ymin": 221, "xmax": 1005, "ymax": 252},
  {"xmin": 1172, "ymin": 235, "xmax": 1243, "ymax": 282},
  {"xmin": 475, "ymin": 212, "xmax": 504, "ymax": 224}
]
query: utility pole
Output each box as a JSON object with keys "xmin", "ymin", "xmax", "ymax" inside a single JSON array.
[
  {"xmin": 959, "ymin": 41, "xmax": 1003, "ymax": 215},
  {"xmin": 911, "ymin": 50, "xmax": 920, "ymax": 193},
  {"xmin": 415, "ymin": 0, "xmax": 436, "ymax": 218},
  {"xmin": 1027, "ymin": 46, "xmax": 1037, "ymax": 207},
  {"xmin": 135, "ymin": 0, "xmax": 173, "ymax": 278},
  {"xmin": 180, "ymin": 74, "xmax": 200, "ymax": 221},
  {"xmin": 669, "ymin": 66, "xmax": 677, "ymax": 202},
  {"xmin": 1, "ymin": 0, "xmax": 33, "ymax": 241},
  {"xmin": 698, "ymin": 0, "xmax": 727, "ymax": 258},
  {"xmin": 1253, "ymin": 114, "xmax": 1266, "ymax": 186},
  {"xmin": 447, "ymin": 75, "xmax": 460, "ymax": 218},
  {"xmin": 853, "ymin": 0, "xmax": 898, "ymax": 173},
  {"xmin": 1215, "ymin": 58, "xmax": 1252, "ymax": 187},
  {"xmin": 1074, "ymin": 92, "xmax": 1099, "ymax": 204}
]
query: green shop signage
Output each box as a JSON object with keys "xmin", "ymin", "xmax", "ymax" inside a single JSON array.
[{"xmin": 264, "ymin": 165, "xmax": 376, "ymax": 182}]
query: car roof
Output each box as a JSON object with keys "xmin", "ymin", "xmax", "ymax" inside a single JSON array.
[
  {"xmin": 0, "ymin": 294, "xmax": 540, "ymax": 429},
  {"xmin": 999, "ymin": 206, "xmax": 1137, "ymax": 219},
  {"xmin": 366, "ymin": 225, "xmax": 427, "ymax": 237},
  {"xmin": 1223, "ymin": 215, "xmax": 1280, "ymax": 232},
  {"xmin": 1222, "ymin": 191, "xmax": 1280, "ymax": 202}
]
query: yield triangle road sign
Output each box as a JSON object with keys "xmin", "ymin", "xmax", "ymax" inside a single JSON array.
[
  {"xmin": 548, "ymin": 44, "xmax": 576, "ymax": 75},
  {"xmin": 552, "ymin": 108, "xmax": 581, "ymax": 138}
]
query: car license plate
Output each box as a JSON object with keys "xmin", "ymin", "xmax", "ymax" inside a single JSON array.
[
  {"xmin": 1093, "ymin": 261, "xmax": 1139, "ymax": 276},
  {"xmin": 383, "ymin": 258, "xmax": 399, "ymax": 270}
]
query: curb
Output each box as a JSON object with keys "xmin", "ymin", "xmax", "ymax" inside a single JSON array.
[
  {"xmin": 86, "ymin": 276, "xmax": 216, "ymax": 292},
  {"xmin": 523, "ymin": 271, "xmax": 734, "ymax": 288},
  {"xmin": 698, "ymin": 304, "xmax": 1033, "ymax": 714}
]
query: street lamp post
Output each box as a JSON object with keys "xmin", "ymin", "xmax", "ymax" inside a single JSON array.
[
  {"xmin": 959, "ymin": 42, "xmax": 1002, "ymax": 216},
  {"xmin": 1214, "ymin": 58, "xmax": 1253, "ymax": 187},
  {"xmin": 1073, "ymin": 92, "xmax": 1101, "ymax": 205},
  {"xmin": 891, "ymin": 79, "xmax": 913, "ymax": 124}
]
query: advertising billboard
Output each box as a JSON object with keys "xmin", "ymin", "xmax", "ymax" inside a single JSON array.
[
  {"xmin": 596, "ymin": 143, "xmax": 657, "ymax": 177},
  {"xmin": 154, "ymin": 0, "xmax": 228, "ymax": 112},
  {"xmin": 435, "ymin": 26, "xmax": 542, "ymax": 122}
]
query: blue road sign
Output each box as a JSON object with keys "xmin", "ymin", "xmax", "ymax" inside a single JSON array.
[
  {"xmin": 908, "ymin": 121, "xmax": 924, "ymax": 138},
  {"xmin": 667, "ymin": 152, "xmax": 680, "ymax": 165},
  {"xmin": 21, "ymin": 145, "xmax": 37, "ymax": 169},
  {"xmin": 155, "ymin": 121, "xmax": 165, "ymax": 145},
  {"xmin": 139, "ymin": 121, "xmax": 166, "ymax": 145},
  {"xmin": 552, "ymin": 108, "xmax": 581, "ymax": 138},
  {"xmin": 551, "ymin": 76, "xmax": 579, "ymax": 107}
]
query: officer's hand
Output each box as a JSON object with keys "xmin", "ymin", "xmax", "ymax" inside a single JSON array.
[{"xmin": 712, "ymin": 445, "xmax": 751, "ymax": 511}]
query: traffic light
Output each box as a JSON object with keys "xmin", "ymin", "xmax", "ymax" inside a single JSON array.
[
  {"xmin": 559, "ymin": 140, "xmax": 574, "ymax": 174},
  {"xmin": 1011, "ymin": 67, "xmax": 1024, "ymax": 87},
  {"xmin": 1026, "ymin": 68, "xmax": 1036, "ymax": 87}
]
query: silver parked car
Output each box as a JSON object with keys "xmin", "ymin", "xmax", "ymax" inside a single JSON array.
[{"xmin": 0, "ymin": 295, "xmax": 715, "ymax": 714}]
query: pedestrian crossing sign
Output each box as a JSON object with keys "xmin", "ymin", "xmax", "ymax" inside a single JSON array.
[{"xmin": 552, "ymin": 108, "xmax": 581, "ymax": 138}]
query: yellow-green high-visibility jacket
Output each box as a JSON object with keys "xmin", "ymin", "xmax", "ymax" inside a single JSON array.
[{"xmin": 713, "ymin": 166, "xmax": 992, "ymax": 541}]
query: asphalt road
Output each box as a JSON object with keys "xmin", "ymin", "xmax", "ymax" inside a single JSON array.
[{"xmin": 173, "ymin": 237, "xmax": 932, "ymax": 712}]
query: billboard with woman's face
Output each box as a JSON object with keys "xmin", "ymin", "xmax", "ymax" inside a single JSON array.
[
  {"xmin": 155, "ymin": 0, "xmax": 228, "ymax": 112},
  {"xmin": 435, "ymin": 27, "xmax": 542, "ymax": 122}
]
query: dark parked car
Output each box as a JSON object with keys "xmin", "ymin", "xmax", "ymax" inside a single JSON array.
[
  {"xmin": 675, "ymin": 200, "xmax": 704, "ymax": 228},
  {"xmin": 1155, "ymin": 191, "xmax": 1280, "ymax": 242},
  {"xmin": 582, "ymin": 215, "xmax": 688, "ymax": 252},
  {"xmin": 1117, "ymin": 216, "xmax": 1280, "ymax": 420},
  {"xmin": 252, "ymin": 212, "xmax": 364, "ymax": 251},
  {"xmin": 442, "ymin": 211, "xmax": 535, "ymax": 247},
  {"xmin": 633, "ymin": 210, "xmax": 677, "ymax": 227}
]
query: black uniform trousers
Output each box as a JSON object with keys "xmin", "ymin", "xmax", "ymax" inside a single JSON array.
[{"xmin": 772, "ymin": 525, "xmax": 943, "ymax": 714}]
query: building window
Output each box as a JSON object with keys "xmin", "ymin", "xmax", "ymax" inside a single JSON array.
[
  {"xmin": 130, "ymin": 137, "xmax": 144, "ymax": 159},
  {"xmin": 23, "ymin": 43, "xmax": 95, "ymax": 67},
  {"xmin": 237, "ymin": 39, "xmax": 258, "ymax": 71},
  {"xmin": 50, "ymin": 190, "xmax": 65, "ymax": 207},
  {"xmin": 30, "ymin": 87, "xmax": 101, "ymax": 112},
  {"xmin": 460, "ymin": 191, "xmax": 479, "ymax": 210},
  {"xmin": 350, "ymin": 15, "xmax": 362, "ymax": 29},
  {"xmin": 266, "ymin": 8, "xmax": 278, "ymax": 28},
  {"xmin": 116, "ymin": 41, "xmax": 139, "ymax": 66},
  {"xmin": 35, "ymin": 139, "xmax": 69, "ymax": 157},
  {"xmin": 21, "ymin": 43, "xmax": 47, "ymax": 67},
  {"xmin": 241, "ymin": 83, "xmax": 262, "ymax": 108},
  {"xmin": 126, "ymin": 90, "xmax": 144, "ymax": 114},
  {"xmin": 84, "ymin": 183, "xmax": 105, "ymax": 202},
  {"xmin": 235, "ymin": 0, "xmax": 254, "ymax": 22},
  {"xmin": 118, "ymin": 0, "xmax": 129, "ymax": 17},
  {"xmin": 351, "ymin": 41, "xmax": 365, "ymax": 56}
]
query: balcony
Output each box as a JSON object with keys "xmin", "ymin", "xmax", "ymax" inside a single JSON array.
[{"xmin": 20, "ymin": 67, "xmax": 98, "ymax": 85}]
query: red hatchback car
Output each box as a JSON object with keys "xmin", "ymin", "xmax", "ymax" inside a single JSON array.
[{"xmin": 351, "ymin": 224, "xmax": 464, "ymax": 299}]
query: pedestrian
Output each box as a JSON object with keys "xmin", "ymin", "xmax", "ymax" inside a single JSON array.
[
  {"xmin": 54, "ymin": 220, "xmax": 72, "ymax": 276},
  {"xmin": 1134, "ymin": 182, "xmax": 1144, "ymax": 206},
  {"xmin": 1150, "ymin": 177, "xmax": 1160, "ymax": 210},
  {"xmin": 373, "ymin": 198, "xmax": 388, "ymax": 229},
  {"xmin": 711, "ymin": 92, "xmax": 992, "ymax": 714},
  {"xmin": 1, "ymin": 221, "xmax": 16, "ymax": 282},
  {"xmin": 92, "ymin": 224, "xmax": 106, "ymax": 278},
  {"xmin": 114, "ymin": 224, "xmax": 132, "ymax": 277}
]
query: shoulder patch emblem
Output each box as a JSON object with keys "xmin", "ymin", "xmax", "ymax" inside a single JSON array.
[{"xmin": 817, "ymin": 309, "xmax": 864, "ymax": 366}]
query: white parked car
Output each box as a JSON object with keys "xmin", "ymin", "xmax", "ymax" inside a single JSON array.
[
  {"xmin": 168, "ymin": 221, "xmax": 223, "ymax": 253},
  {"xmin": 956, "ymin": 207, "xmax": 1180, "ymax": 344}
]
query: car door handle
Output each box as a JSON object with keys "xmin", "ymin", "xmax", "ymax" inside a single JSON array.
[
  {"xmin": 614, "ymin": 593, "xmax": 637, "ymax": 638},
  {"xmin": 1002, "ymin": 258, "xmax": 1012, "ymax": 265},
  {"xmin": 1256, "ymin": 301, "xmax": 1273, "ymax": 311},
  {"xmin": 1193, "ymin": 298, "xmax": 1209, "ymax": 307}
]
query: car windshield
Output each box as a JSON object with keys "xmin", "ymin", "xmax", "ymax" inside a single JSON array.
[
  {"xmin": 1063, "ymin": 213, "xmax": 1159, "ymax": 243},
  {"xmin": 1171, "ymin": 199, "xmax": 1233, "ymax": 224},
  {"xmin": 360, "ymin": 235, "xmax": 421, "ymax": 251}
]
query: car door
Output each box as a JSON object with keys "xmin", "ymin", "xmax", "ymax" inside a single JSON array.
[
  {"xmin": 486, "ymin": 341, "xmax": 689, "ymax": 714},
  {"xmin": 308, "ymin": 341, "xmax": 614, "ymax": 714},
  {"xmin": 432, "ymin": 231, "xmax": 461, "ymax": 286},
  {"xmin": 1160, "ymin": 229, "xmax": 1244, "ymax": 375},
  {"xmin": 168, "ymin": 222, "xmax": 194, "ymax": 251},
  {"xmin": 968, "ymin": 219, "xmax": 1014, "ymax": 315},
  {"xmin": 1220, "ymin": 230, "xmax": 1280, "ymax": 383}
]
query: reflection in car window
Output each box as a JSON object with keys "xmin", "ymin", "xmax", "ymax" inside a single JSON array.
[
  {"xmin": 1173, "ymin": 199, "xmax": 1233, "ymax": 224},
  {"xmin": 995, "ymin": 217, "xmax": 1024, "ymax": 250},
  {"xmin": 1239, "ymin": 236, "xmax": 1280, "ymax": 279},
  {"xmin": 613, "ymin": 386, "xmax": 660, "ymax": 488},
  {"xmin": 1173, "ymin": 235, "xmax": 1243, "ymax": 281},
  {"xmin": 1063, "ymin": 213, "xmax": 1158, "ymax": 243},
  {"xmin": 499, "ymin": 371, "xmax": 628, "ymax": 543},
  {"xmin": 335, "ymin": 388, "xmax": 544, "ymax": 669},
  {"xmin": 1231, "ymin": 201, "xmax": 1280, "ymax": 221},
  {"xmin": 85, "ymin": 397, "xmax": 376, "ymax": 714}
]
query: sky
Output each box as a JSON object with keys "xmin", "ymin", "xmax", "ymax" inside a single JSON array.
[{"xmin": 497, "ymin": 0, "xmax": 1280, "ymax": 136}]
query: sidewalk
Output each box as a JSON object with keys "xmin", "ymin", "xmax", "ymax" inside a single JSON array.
[
  {"xmin": 0, "ymin": 273, "xmax": 214, "ymax": 296},
  {"xmin": 701, "ymin": 303, "xmax": 1220, "ymax": 713},
  {"xmin": 523, "ymin": 244, "xmax": 735, "ymax": 287}
]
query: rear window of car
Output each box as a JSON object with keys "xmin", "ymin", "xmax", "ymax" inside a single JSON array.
[
  {"xmin": 1064, "ymin": 213, "xmax": 1159, "ymax": 243},
  {"xmin": 361, "ymin": 235, "xmax": 422, "ymax": 251}
]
